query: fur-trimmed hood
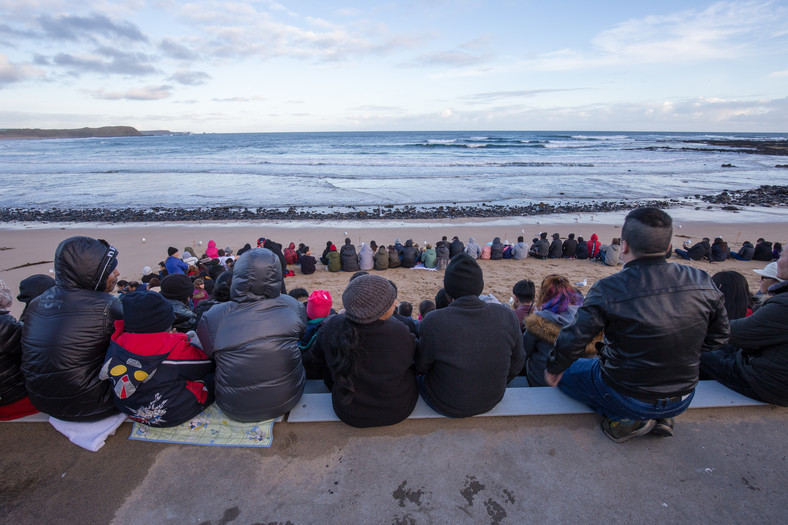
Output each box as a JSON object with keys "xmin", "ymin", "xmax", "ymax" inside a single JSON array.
[{"xmin": 524, "ymin": 311, "xmax": 602, "ymax": 356}]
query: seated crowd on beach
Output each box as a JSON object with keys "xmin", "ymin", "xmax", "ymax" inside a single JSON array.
[{"xmin": 1, "ymin": 209, "xmax": 786, "ymax": 443}]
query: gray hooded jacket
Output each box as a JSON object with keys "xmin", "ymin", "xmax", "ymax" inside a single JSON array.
[{"xmin": 197, "ymin": 248, "xmax": 306, "ymax": 421}]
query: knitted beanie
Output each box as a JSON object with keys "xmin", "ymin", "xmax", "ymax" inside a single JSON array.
[
  {"xmin": 306, "ymin": 290, "xmax": 332, "ymax": 319},
  {"xmin": 168, "ymin": 247, "xmax": 178, "ymax": 256},
  {"xmin": 122, "ymin": 291, "xmax": 175, "ymax": 333},
  {"xmin": 443, "ymin": 253, "xmax": 484, "ymax": 299},
  {"xmin": 160, "ymin": 273, "xmax": 194, "ymax": 301},
  {"xmin": 342, "ymin": 274, "xmax": 397, "ymax": 324}
]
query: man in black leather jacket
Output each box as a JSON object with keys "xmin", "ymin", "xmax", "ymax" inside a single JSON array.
[
  {"xmin": 21, "ymin": 236, "xmax": 122, "ymax": 421},
  {"xmin": 545, "ymin": 208, "xmax": 729, "ymax": 442}
]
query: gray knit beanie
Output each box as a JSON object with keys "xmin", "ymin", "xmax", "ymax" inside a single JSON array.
[{"xmin": 342, "ymin": 274, "xmax": 397, "ymax": 324}]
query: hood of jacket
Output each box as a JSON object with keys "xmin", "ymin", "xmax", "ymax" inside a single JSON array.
[
  {"xmin": 230, "ymin": 248, "xmax": 282, "ymax": 303},
  {"xmin": 54, "ymin": 236, "xmax": 118, "ymax": 291},
  {"xmin": 590, "ymin": 234, "xmax": 598, "ymax": 242},
  {"xmin": 525, "ymin": 307, "xmax": 600, "ymax": 354},
  {"xmin": 405, "ymin": 239, "xmax": 413, "ymax": 247},
  {"xmin": 493, "ymin": 237, "xmax": 501, "ymax": 244}
]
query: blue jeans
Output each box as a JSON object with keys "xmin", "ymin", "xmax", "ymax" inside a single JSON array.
[
  {"xmin": 558, "ymin": 358, "xmax": 694, "ymax": 421},
  {"xmin": 674, "ymin": 248, "xmax": 691, "ymax": 260},
  {"xmin": 730, "ymin": 253, "xmax": 751, "ymax": 261}
]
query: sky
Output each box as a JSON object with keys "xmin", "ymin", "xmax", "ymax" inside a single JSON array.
[{"xmin": 1, "ymin": 0, "xmax": 787, "ymax": 133}]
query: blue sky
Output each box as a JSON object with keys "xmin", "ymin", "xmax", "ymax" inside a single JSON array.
[{"xmin": 1, "ymin": 0, "xmax": 787, "ymax": 132}]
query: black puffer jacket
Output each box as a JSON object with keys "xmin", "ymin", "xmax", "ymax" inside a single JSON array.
[
  {"xmin": 730, "ymin": 281, "xmax": 788, "ymax": 405},
  {"xmin": 340, "ymin": 242, "xmax": 360, "ymax": 272},
  {"xmin": 400, "ymin": 240, "xmax": 420, "ymax": 268},
  {"xmin": 167, "ymin": 299, "xmax": 198, "ymax": 333},
  {"xmin": 490, "ymin": 238, "xmax": 504, "ymax": 260},
  {"xmin": 548, "ymin": 256, "xmax": 729, "ymax": 400},
  {"xmin": 21, "ymin": 237, "xmax": 121, "ymax": 421},
  {"xmin": 0, "ymin": 312, "xmax": 25, "ymax": 406},
  {"xmin": 197, "ymin": 248, "xmax": 306, "ymax": 422}
]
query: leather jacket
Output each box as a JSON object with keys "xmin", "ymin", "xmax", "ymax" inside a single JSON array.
[{"xmin": 548, "ymin": 256, "xmax": 729, "ymax": 400}]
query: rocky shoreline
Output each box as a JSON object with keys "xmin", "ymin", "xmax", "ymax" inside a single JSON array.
[{"xmin": 0, "ymin": 185, "xmax": 783, "ymax": 223}]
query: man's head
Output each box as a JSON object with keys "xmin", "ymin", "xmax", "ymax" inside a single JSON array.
[
  {"xmin": 398, "ymin": 301, "xmax": 413, "ymax": 317},
  {"xmin": 168, "ymin": 247, "xmax": 179, "ymax": 257},
  {"xmin": 518, "ymin": 236, "xmax": 524, "ymax": 243},
  {"xmin": 444, "ymin": 253, "xmax": 484, "ymax": 300},
  {"xmin": 512, "ymin": 279, "xmax": 535, "ymax": 303},
  {"xmin": 54, "ymin": 236, "xmax": 119, "ymax": 293},
  {"xmin": 620, "ymin": 207, "xmax": 673, "ymax": 259},
  {"xmin": 540, "ymin": 232, "xmax": 548, "ymax": 240}
]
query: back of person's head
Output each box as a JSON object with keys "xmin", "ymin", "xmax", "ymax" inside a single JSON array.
[
  {"xmin": 537, "ymin": 274, "xmax": 584, "ymax": 314},
  {"xmin": 552, "ymin": 233, "xmax": 560, "ymax": 239},
  {"xmin": 398, "ymin": 301, "xmax": 413, "ymax": 318},
  {"xmin": 443, "ymin": 253, "xmax": 484, "ymax": 299},
  {"xmin": 612, "ymin": 238, "xmax": 620, "ymax": 245},
  {"xmin": 345, "ymin": 237, "xmax": 351, "ymax": 245},
  {"xmin": 516, "ymin": 236, "xmax": 523, "ymax": 243},
  {"xmin": 577, "ymin": 236, "xmax": 584, "ymax": 243},
  {"xmin": 419, "ymin": 299, "xmax": 436, "ymax": 318},
  {"xmin": 128, "ymin": 281, "xmax": 140, "ymax": 291},
  {"xmin": 426, "ymin": 243, "xmax": 432, "ymax": 249},
  {"xmin": 713, "ymin": 237, "xmax": 724, "ymax": 245},
  {"xmin": 442, "ymin": 236, "xmax": 447, "ymax": 241},
  {"xmin": 568, "ymin": 233, "xmax": 575, "ymax": 239},
  {"xmin": 512, "ymin": 279, "xmax": 535, "ymax": 302},
  {"xmin": 435, "ymin": 288, "xmax": 449, "ymax": 309},
  {"xmin": 621, "ymin": 207, "xmax": 673, "ymax": 257},
  {"xmin": 306, "ymin": 290, "xmax": 332, "ymax": 319},
  {"xmin": 540, "ymin": 232, "xmax": 547, "ymax": 239},
  {"xmin": 711, "ymin": 271, "xmax": 752, "ymax": 320},
  {"xmin": 54, "ymin": 236, "xmax": 119, "ymax": 292},
  {"xmin": 160, "ymin": 274, "xmax": 194, "ymax": 303},
  {"xmin": 342, "ymin": 275, "xmax": 397, "ymax": 324},
  {"xmin": 149, "ymin": 277, "xmax": 161, "ymax": 288},
  {"xmin": 757, "ymin": 238, "xmax": 765, "ymax": 243},
  {"xmin": 16, "ymin": 274, "xmax": 56, "ymax": 305},
  {"xmin": 288, "ymin": 287, "xmax": 309, "ymax": 303},
  {"xmin": 213, "ymin": 271, "xmax": 233, "ymax": 302},
  {"xmin": 122, "ymin": 291, "xmax": 175, "ymax": 333},
  {"xmin": 702, "ymin": 237, "xmax": 710, "ymax": 243},
  {"xmin": 218, "ymin": 249, "xmax": 225, "ymax": 257},
  {"xmin": 117, "ymin": 280, "xmax": 129, "ymax": 289},
  {"xmin": 405, "ymin": 239, "xmax": 413, "ymax": 247},
  {"xmin": 326, "ymin": 240, "xmax": 332, "ymax": 248}
]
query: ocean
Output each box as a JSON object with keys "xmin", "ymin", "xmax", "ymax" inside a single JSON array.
[{"xmin": 0, "ymin": 131, "xmax": 786, "ymax": 212}]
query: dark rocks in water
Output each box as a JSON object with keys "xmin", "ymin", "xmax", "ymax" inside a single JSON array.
[
  {"xmin": 776, "ymin": 165, "xmax": 788, "ymax": 168},
  {"xmin": 701, "ymin": 185, "xmax": 788, "ymax": 209},
  {"xmin": 721, "ymin": 163, "xmax": 735, "ymax": 168}
]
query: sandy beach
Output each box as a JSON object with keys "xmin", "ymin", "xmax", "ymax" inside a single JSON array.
[{"xmin": 1, "ymin": 208, "xmax": 785, "ymax": 320}]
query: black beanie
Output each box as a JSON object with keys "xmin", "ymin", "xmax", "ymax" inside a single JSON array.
[
  {"xmin": 160, "ymin": 274, "xmax": 194, "ymax": 301},
  {"xmin": 122, "ymin": 291, "xmax": 175, "ymax": 333},
  {"xmin": 443, "ymin": 253, "xmax": 484, "ymax": 299},
  {"xmin": 342, "ymin": 274, "xmax": 397, "ymax": 324},
  {"xmin": 168, "ymin": 247, "xmax": 178, "ymax": 256}
]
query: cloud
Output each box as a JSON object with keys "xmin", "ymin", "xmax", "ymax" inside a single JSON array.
[
  {"xmin": 91, "ymin": 85, "xmax": 173, "ymax": 100},
  {"xmin": 169, "ymin": 69, "xmax": 211, "ymax": 85},
  {"xmin": 53, "ymin": 46, "xmax": 156, "ymax": 75},
  {"xmin": 411, "ymin": 36, "xmax": 493, "ymax": 67},
  {"xmin": 37, "ymin": 12, "xmax": 148, "ymax": 42},
  {"xmin": 159, "ymin": 38, "xmax": 198, "ymax": 60},
  {"xmin": 462, "ymin": 89, "xmax": 588, "ymax": 104},
  {"xmin": 528, "ymin": 1, "xmax": 788, "ymax": 71},
  {"xmin": 211, "ymin": 96, "xmax": 265, "ymax": 102},
  {"xmin": 0, "ymin": 54, "xmax": 42, "ymax": 85}
]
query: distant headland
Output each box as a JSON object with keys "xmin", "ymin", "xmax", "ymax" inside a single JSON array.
[{"xmin": 0, "ymin": 126, "xmax": 188, "ymax": 140}]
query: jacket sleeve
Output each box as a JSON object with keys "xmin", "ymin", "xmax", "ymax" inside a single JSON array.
[
  {"xmin": 104, "ymin": 296, "xmax": 123, "ymax": 338},
  {"xmin": 729, "ymin": 298, "xmax": 788, "ymax": 351},
  {"xmin": 196, "ymin": 315, "xmax": 216, "ymax": 358},
  {"xmin": 169, "ymin": 338, "xmax": 214, "ymax": 380},
  {"xmin": 701, "ymin": 295, "xmax": 730, "ymax": 352},
  {"xmin": 507, "ymin": 318, "xmax": 526, "ymax": 383},
  {"xmin": 547, "ymin": 284, "xmax": 607, "ymax": 374},
  {"xmin": 414, "ymin": 320, "xmax": 435, "ymax": 374}
]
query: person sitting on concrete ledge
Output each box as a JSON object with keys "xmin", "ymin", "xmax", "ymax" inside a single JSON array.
[
  {"xmin": 309, "ymin": 275, "xmax": 417, "ymax": 428},
  {"xmin": 416, "ymin": 253, "xmax": 524, "ymax": 418},
  {"xmin": 699, "ymin": 250, "xmax": 788, "ymax": 407},
  {"xmin": 544, "ymin": 208, "xmax": 729, "ymax": 442}
]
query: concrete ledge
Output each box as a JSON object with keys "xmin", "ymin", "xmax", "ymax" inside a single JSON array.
[{"xmin": 286, "ymin": 380, "xmax": 767, "ymax": 423}]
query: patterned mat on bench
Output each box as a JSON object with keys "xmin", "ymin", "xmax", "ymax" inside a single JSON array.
[{"xmin": 129, "ymin": 404, "xmax": 277, "ymax": 447}]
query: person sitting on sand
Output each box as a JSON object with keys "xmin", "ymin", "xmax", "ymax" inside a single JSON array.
[
  {"xmin": 731, "ymin": 241, "xmax": 755, "ymax": 261},
  {"xmin": 21, "ymin": 236, "xmax": 121, "ymax": 421},
  {"xmin": 562, "ymin": 233, "xmax": 578, "ymax": 259},
  {"xmin": 772, "ymin": 242, "xmax": 782, "ymax": 261},
  {"xmin": 674, "ymin": 237, "xmax": 711, "ymax": 262},
  {"xmin": 160, "ymin": 274, "xmax": 198, "ymax": 333},
  {"xmin": 575, "ymin": 236, "xmax": 589, "ymax": 259},
  {"xmin": 320, "ymin": 241, "xmax": 333, "ymax": 266},
  {"xmin": 374, "ymin": 245, "xmax": 389, "ymax": 270},
  {"xmin": 421, "ymin": 244, "xmax": 437, "ymax": 269},
  {"xmin": 511, "ymin": 279, "xmax": 536, "ymax": 329},
  {"xmin": 532, "ymin": 233, "xmax": 550, "ymax": 260},
  {"xmin": 548, "ymin": 233, "xmax": 563, "ymax": 259},
  {"xmin": 416, "ymin": 253, "xmax": 525, "ymax": 417},
  {"xmin": 205, "ymin": 240, "xmax": 219, "ymax": 260},
  {"xmin": 358, "ymin": 242, "xmax": 374, "ymax": 271},
  {"xmin": 197, "ymin": 248, "xmax": 306, "ymax": 422},
  {"xmin": 100, "ymin": 291, "xmax": 214, "ymax": 427},
  {"xmin": 0, "ymin": 280, "xmax": 38, "ymax": 421},
  {"xmin": 340, "ymin": 238, "xmax": 361, "ymax": 272},
  {"xmin": 490, "ymin": 237, "xmax": 505, "ymax": 260},
  {"xmin": 710, "ymin": 237, "xmax": 730, "ymax": 262},
  {"xmin": 700, "ymin": 250, "xmax": 788, "ymax": 407},
  {"xmin": 544, "ymin": 208, "xmax": 728, "ymax": 442},
  {"xmin": 165, "ymin": 247, "xmax": 188, "ymax": 275},
  {"xmin": 194, "ymin": 272, "xmax": 232, "ymax": 321},
  {"xmin": 449, "ymin": 236, "xmax": 464, "ymax": 259},
  {"xmin": 586, "ymin": 234, "xmax": 601, "ymax": 259},
  {"xmin": 753, "ymin": 238, "xmax": 773, "ymax": 261},
  {"xmin": 522, "ymin": 275, "xmax": 589, "ymax": 387},
  {"xmin": 327, "ymin": 244, "xmax": 341, "ymax": 272},
  {"xmin": 309, "ymin": 275, "xmax": 417, "ymax": 428},
  {"xmin": 141, "ymin": 266, "xmax": 156, "ymax": 284},
  {"xmin": 298, "ymin": 247, "xmax": 317, "ymax": 275},
  {"xmin": 192, "ymin": 278, "xmax": 209, "ymax": 307},
  {"xmin": 464, "ymin": 237, "xmax": 482, "ymax": 260},
  {"xmin": 435, "ymin": 237, "xmax": 451, "ymax": 269},
  {"xmin": 594, "ymin": 238, "xmax": 622, "ymax": 266},
  {"xmin": 510, "ymin": 236, "xmax": 529, "ymax": 260},
  {"xmin": 400, "ymin": 240, "xmax": 420, "ymax": 268},
  {"xmin": 387, "ymin": 245, "xmax": 401, "ymax": 268}
]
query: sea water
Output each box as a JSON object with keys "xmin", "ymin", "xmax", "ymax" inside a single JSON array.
[{"xmin": 0, "ymin": 131, "xmax": 785, "ymax": 211}]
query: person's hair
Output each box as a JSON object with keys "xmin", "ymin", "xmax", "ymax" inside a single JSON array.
[
  {"xmin": 148, "ymin": 277, "xmax": 160, "ymax": 287},
  {"xmin": 158, "ymin": 261, "xmax": 166, "ymax": 268},
  {"xmin": 713, "ymin": 237, "xmax": 724, "ymax": 245},
  {"xmin": 288, "ymin": 287, "xmax": 309, "ymax": 301},
  {"xmin": 193, "ymin": 278, "xmax": 204, "ymax": 287},
  {"xmin": 117, "ymin": 280, "xmax": 128, "ymax": 288},
  {"xmin": 419, "ymin": 299, "xmax": 436, "ymax": 318},
  {"xmin": 711, "ymin": 271, "xmax": 752, "ymax": 321},
  {"xmin": 621, "ymin": 207, "xmax": 673, "ymax": 256},
  {"xmin": 426, "ymin": 243, "xmax": 432, "ymax": 249},
  {"xmin": 398, "ymin": 301, "xmax": 413, "ymax": 317},
  {"xmin": 540, "ymin": 232, "xmax": 547, "ymax": 239},
  {"xmin": 326, "ymin": 316, "xmax": 364, "ymax": 404},
  {"xmin": 536, "ymin": 274, "xmax": 584, "ymax": 314},
  {"xmin": 512, "ymin": 279, "xmax": 535, "ymax": 302},
  {"xmin": 517, "ymin": 236, "xmax": 524, "ymax": 242},
  {"xmin": 128, "ymin": 281, "xmax": 139, "ymax": 289},
  {"xmin": 612, "ymin": 238, "xmax": 620, "ymax": 245},
  {"xmin": 435, "ymin": 288, "xmax": 449, "ymax": 309},
  {"xmin": 568, "ymin": 233, "xmax": 575, "ymax": 239},
  {"xmin": 442, "ymin": 236, "xmax": 447, "ymax": 241},
  {"xmin": 774, "ymin": 242, "xmax": 782, "ymax": 251},
  {"xmin": 187, "ymin": 265, "xmax": 198, "ymax": 274}
]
